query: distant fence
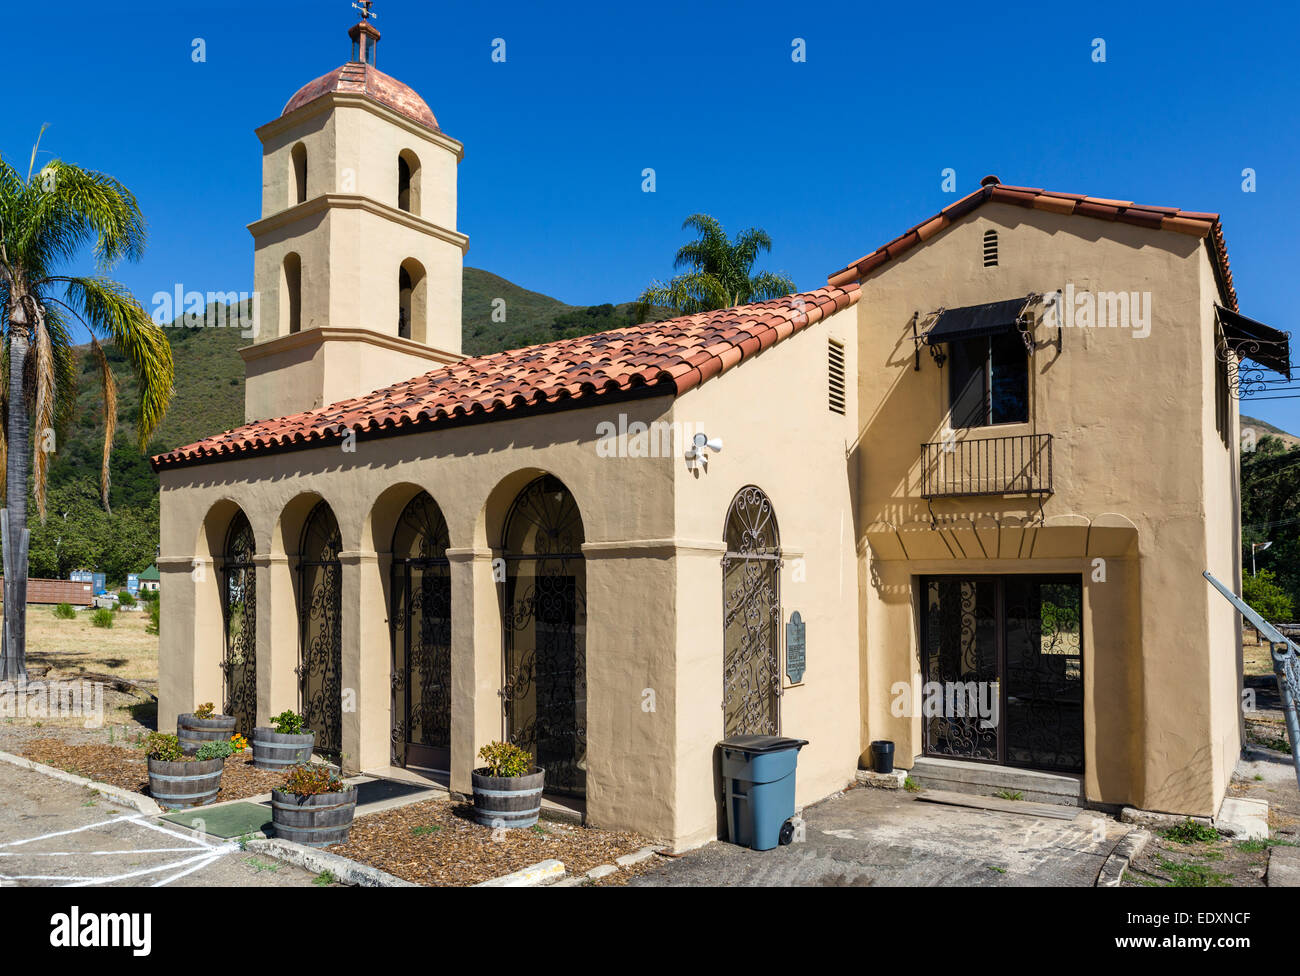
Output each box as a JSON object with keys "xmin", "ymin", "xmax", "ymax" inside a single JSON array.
[{"xmin": 0, "ymin": 578, "xmax": 95, "ymax": 605}]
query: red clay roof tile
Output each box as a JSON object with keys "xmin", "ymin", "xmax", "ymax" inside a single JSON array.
[
  {"xmin": 828, "ymin": 179, "xmax": 1238, "ymax": 311},
  {"xmin": 152, "ymin": 285, "xmax": 860, "ymax": 471}
]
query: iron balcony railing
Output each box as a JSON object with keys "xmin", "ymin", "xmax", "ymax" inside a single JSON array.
[{"xmin": 920, "ymin": 433, "xmax": 1054, "ymax": 499}]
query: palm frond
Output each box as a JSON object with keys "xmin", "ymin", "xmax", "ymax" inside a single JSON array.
[
  {"xmin": 14, "ymin": 160, "xmax": 146, "ymax": 272},
  {"xmin": 57, "ymin": 275, "xmax": 174, "ymax": 448},
  {"xmin": 746, "ymin": 270, "xmax": 798, "ymax": 302},
  {"xmin": 90, "ymin": 337, "xmax": 117, "ymax": 512}
]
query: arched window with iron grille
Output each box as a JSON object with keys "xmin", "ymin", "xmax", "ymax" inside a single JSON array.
[
  {"xmin": 722, "ymin": 486, "xmax": 781, "ymax": 737},
  {"xmin": 221, "ymin": 511, "xmax": 257, "ymax": 737},
  {"xmin": 298, "ymin": 501, "xmax": 342, "ymax": 756},
  {"xmin": 390, "ymin": 491, "xmax": 452, "ymax": 771},
  {"xmin": 500, "ymin": 475, "xmax": 587, "ymax": 796}
]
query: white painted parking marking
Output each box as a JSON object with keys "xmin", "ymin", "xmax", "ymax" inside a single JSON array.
[{"xmin": 0, "ymin": 812, "xmax": 238, "ymax": 887}]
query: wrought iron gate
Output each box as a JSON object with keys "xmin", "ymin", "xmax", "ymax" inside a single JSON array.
[
  {"xmin": 501, "ymin": 476, "xmax": 587, "ymax": 796},
  {"xmin": 298, "ymin": 502, "xmax": 343, "ymax": 756},
  {"xmin": 921, "ymin": 575, "xmax": 1083, "ymax": 773},
  {"xmin": 722, "ymin": 486, "xmax": 781, "ymax": 737},
  {"xmin": 221, "ymin": 512, "xmax": 257, "ymax": 736},
  {"xmin": 391, "ymin": 492, "xmax": 452, "ymax": 770}
]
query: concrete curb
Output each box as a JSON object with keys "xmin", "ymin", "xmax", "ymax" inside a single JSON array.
[
  {"xmin": 474, "ymin": 858, "xmax": 565, "ymax": 887},
  {"xmin": 0, "ymin": 748, "xmax": 163, "ymax": 816},
  {"xmin": 1097, "ymin": 829, "xmax": 1151, "ymax": 887},
  {"xmin": 244, "ymin": 837, "xmax": 418, "ymax": 887}
]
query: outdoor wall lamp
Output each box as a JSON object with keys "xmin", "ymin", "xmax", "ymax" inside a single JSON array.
[{"xmin": 685, "ymin": 432, "xmax": 723, "ymax": 469}]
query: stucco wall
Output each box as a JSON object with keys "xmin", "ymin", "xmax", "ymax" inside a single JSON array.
[
  {"xmin": 669, "ymin": 306, "xmax": 861, "ymax": 848},
  {"xmin": 853, "ymin": 202, "xmax": 1238, "ymax": 816},
  {"xmin": 159, "ymin": 397, "xmax": 694, "ymax": 841}
]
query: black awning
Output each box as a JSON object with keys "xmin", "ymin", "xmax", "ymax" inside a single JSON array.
[
  {"xmin": 925, "ymin": 297, "xmax": 1029, "ymax": 345},
  {"xmin": 1216, "ymin": 305, "xmax": 1291, "ymax": 380}
]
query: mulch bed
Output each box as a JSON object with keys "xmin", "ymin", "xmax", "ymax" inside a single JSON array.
[
  {"xmin": 328, "ymin": 797, "xmax": 649, "ymax": 886},
  {"xmin": 18, "ymin": 738, "xmax": 287, "ymax": 802}
]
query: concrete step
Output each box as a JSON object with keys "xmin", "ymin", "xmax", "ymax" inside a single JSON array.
[{"xmin": 907, "ymin": 756, "xmax": 1084, "ymax": 807}]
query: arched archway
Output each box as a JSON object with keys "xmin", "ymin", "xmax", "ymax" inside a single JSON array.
[
  {"xmin": 722, "ymin": 486, "xmax": 781, "ymax": 737},
  {"xmin": 221, "ymin": 511, "xmax": 257, "ymax": 736},
  {"xmin": 298, "ymin": 500, "xmax": 342, "ymax": 755},
  {"xmin": 500, "ymin": 475, "xmax": 587, "ymax": 796},
  {"xmin": 390, "ymin": 491, "xmax": 451, "ymax": 770}
]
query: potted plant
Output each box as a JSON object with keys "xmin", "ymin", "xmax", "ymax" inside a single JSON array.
[
  {"xmin": 144, "ymin": 732, "xmax": 230, "ymax": 810},
  {"xmin": 252, "ymin": 709, "xmax": 316, "ymax": 770},
  {"xmin": 471, "ymin": 741, "xmax": 545, "ymax": 829},
  {"xmin": 177, "ymin": 701, "xmax": 237, "ymax": 754},
  {"xmin": 271, "ymin": 764, "xmax": 357, "ymax": 848}
]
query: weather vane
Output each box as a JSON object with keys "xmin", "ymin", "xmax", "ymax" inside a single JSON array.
[{"xmin": 352, "ymin": 0, "xmax": 376, "ymax": 21}]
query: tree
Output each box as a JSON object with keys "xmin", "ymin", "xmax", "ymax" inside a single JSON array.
[
  {"xmin": 1242, "ymin": 570, "xmax": 1294, "ymax": 640},
  {"xmin": 0, "ymin": 133, "xmax": 173, "ymax": 679},
  {"xmin": 637, "ymin": 214, "xmax": 796, "ymax": 318},
  {"xmin": 1241, "ymin": 434, "xmax": 1300, "ymax": 614}
]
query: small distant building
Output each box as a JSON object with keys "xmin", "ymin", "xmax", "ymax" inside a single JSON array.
[
  {"xmin": 0, "ymin": 578, "xmax": 94, "ymax": 606},
  {"xmin": 137, "ymin": 566, "xmax": 160, "ymax": 593},
  {"xmin": 70, "ymin": 570, "xmax": 107, "ymax": 595}
]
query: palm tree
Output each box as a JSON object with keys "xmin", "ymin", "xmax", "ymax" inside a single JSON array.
[
  {"xmin": 0, "ymin": 133, "xmax": 174, "ymax": 680},
  {"xmin": 637, "ymin": 213, "xmax": 796, "ymax": 318}
]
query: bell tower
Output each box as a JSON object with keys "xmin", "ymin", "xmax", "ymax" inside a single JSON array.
[{"xmin": 241, "ymin": 2, "xmax": 468, "ymax": 422}]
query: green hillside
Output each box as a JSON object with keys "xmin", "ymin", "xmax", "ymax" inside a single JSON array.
[{"xmin": 48, "ymin": 268, "xmax": 662, "ymax": 510}]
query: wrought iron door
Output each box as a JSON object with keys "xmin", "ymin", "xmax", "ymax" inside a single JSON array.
[
  {"xmin": 391, "ymin": 492, "xmax": 452, "ymax": 770},
  {"xmin": 298, "ymin": 502, "xmax": 343, "ymax": 756},
  {"xmin": 1003, "ymin": 576, "xmax": 1083, "ymax": 772},
  {"xmin": 221, "ymin": 511, "xmax": 257, "ymax": 736},
  {"xmin": 501, "ymin": 476, "xmax": 587, "ymax": 796},
  {"xmin": 722, "ymin": 486, "xmax": 781, "ymax": 737},
  {"xmin": 920, "ymin": 575, "xmax": 1083, "ymax": 773},
  {"xmin": 921, "ymin": 577, "xmax": 998, "ymax": 760}
]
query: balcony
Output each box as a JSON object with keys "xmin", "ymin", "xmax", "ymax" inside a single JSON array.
[{"xmin": 920, "ymin": 433, "xmax": 1054, "ymax": 499}]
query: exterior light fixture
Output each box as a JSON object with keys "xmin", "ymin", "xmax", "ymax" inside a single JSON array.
[{"xmin": 685, "ymin": 432, "xmax": 723, "ymax": 469}]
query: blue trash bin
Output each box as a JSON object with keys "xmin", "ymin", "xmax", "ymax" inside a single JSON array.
[{"xmin": 719, "ymin": 735, "xmax": 809, "ymax": 851}]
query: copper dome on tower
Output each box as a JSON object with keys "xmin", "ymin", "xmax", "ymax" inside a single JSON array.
[
  {"xmin": 281, "ymin": 63, "xmax": 440, "ymax": 131},
  {"xmin": 281, "ymin": 7, "xmax": 440, "ymax": 132}
]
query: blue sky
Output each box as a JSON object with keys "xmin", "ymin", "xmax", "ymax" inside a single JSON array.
[{"xmin": 6, "ymin": 0, "xmax": 1299, "ymax": 430}]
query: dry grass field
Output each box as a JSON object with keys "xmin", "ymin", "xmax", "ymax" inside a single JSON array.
[
  {"xmin": 2, "ymin": 605, "xmax": 159, "ymax": 733},
  {"xmin": 24, "ymin": 607, "xmax": 159, "ymax": 683}
]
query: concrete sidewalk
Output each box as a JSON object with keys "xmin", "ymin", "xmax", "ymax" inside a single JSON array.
[
  {"xmin": 630, "ymin": 785, "xmax": 1131, "ymax": 887},
  {"xmin": 0, "ymin": 761, "xmax": 322, "ymax": 887}
]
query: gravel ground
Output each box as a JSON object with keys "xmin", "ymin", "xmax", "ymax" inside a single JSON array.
[
  {"xmin": 328, "ymin": 796, "xmax": 649, "ymax": 886},
  {"xmin": 12, "ymin": 738, "xmax": 287, "ymax": 802}
]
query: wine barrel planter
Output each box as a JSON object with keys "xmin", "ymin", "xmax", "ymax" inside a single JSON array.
[
  {"xmin": 470, "ymin": 767, "xmax": 545, "ymax": 829},
  {"xmin": 271, "ymin": 787, "xmax": 359, "ymax": 848},
  {"xmin": 148, "ymin": 757, "xmax": 224, "ymax": 810},
  {"xmin": 177, "ymin": 713, "xmax": 237, "ymax": 755},
  {"xmin": 251, "ymin": 728, "xmax": 315, "ymax": 770}
]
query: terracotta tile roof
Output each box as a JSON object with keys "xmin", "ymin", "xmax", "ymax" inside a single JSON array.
[
  {"xmin": 282, "ymin": 62, "xmax": 440, "ymax": 132},
  {"xmin": 151, "ymin": 285, "xmax": 860, "ymax": 471},
  {"xmin": 827, "ymin": 176, "xmax": 1238, "ymax": 311}
]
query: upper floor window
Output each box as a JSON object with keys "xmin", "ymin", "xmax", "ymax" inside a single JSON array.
[{"xmin": 949, "ymin": 331, "xmax": 1027, "ymax": 427}]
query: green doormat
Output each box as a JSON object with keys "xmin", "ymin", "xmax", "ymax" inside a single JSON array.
[{"xmin": 161, "ymin": 802, "xmax": 272, "ymax": 839}]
